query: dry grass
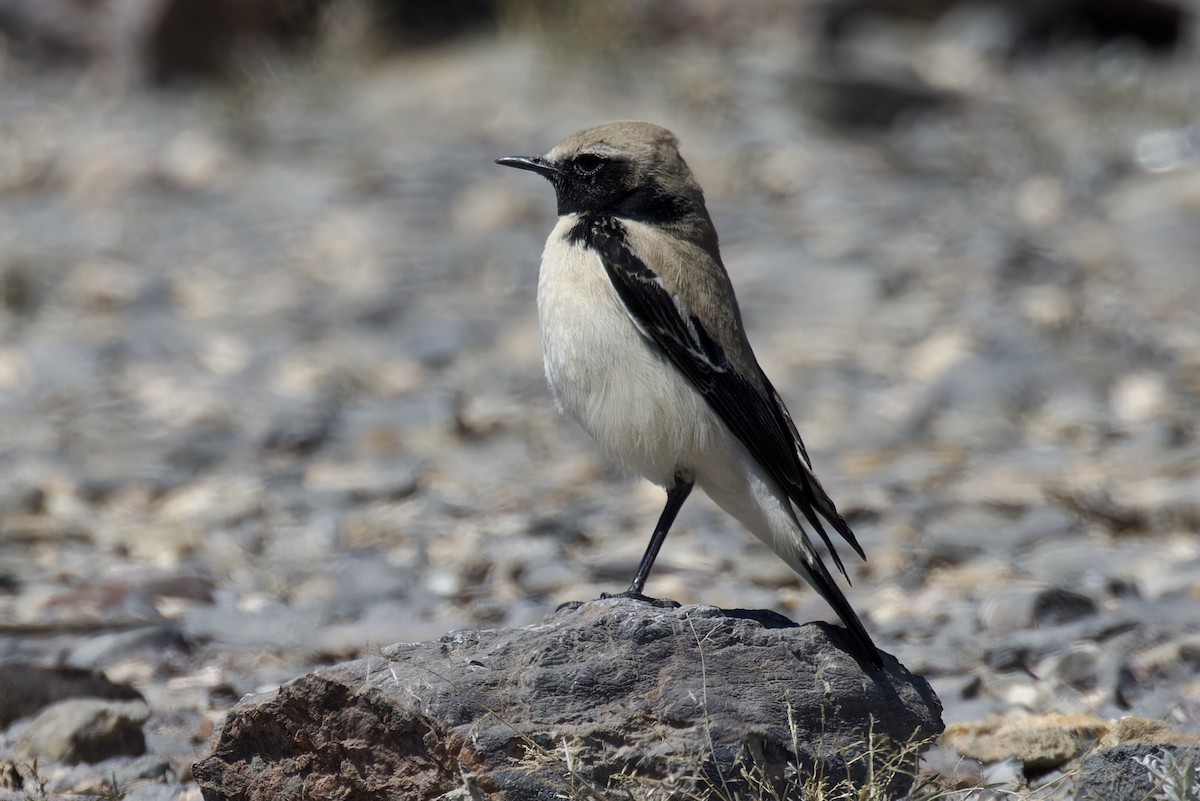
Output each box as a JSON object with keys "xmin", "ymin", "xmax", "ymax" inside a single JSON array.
[{"xmin": 509, "ymin": 721, "xmax": 942, "ymax": 801}]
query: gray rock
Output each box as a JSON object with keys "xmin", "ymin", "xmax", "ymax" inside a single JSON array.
[
  {"xmin": 301, "ymin": 458, "xmax": 422, "ymax": 503},
  {"xmin": 193, "ymin": 597, "xmax": 943, "ymax": 800},
  {"xmin": 1076, "ymin": 743, "xmax": 1200, "ymax": 801},
  {"xmin": 982, "ymin": 616, "xmax": 1141, "ymax": 675},
  {"xmin": 42, "ymin": 754, "xmax": 170, "ymax": 797},
  {"xmin": 918, "ymin": 744, "xmax": 986, "ymax": 790},
  {"xmin": 982, "ymin": 756, "xmax": 1024, "ymax": 792},
  {"xmin": 1040, "ymin": 644, "xmax": 1109, "ymax": 693},
  {"xmin": 0, "ymin": 663, "xmax": 143, "ymax": 727},
  {"xmin": 14, "ymin": 698, "xmax": 150, "ymax": 764},
  {"xmin": 980, "ymin": 585, "xmax": 1097, "ymax": 633},
  {"xmin": 63, "ymin": 624, "xmax": 189, "ymax": 671},
  {"xmin": 181, "ymin": 594, "xmax": 329, "ymax": 650},
  {"xmin": 0, "ymin": 0, "xmax": 333, "ymax": 84},
  {"xmin": 123, "ymin": 780, "xmax": 190, "ymax": 801}
]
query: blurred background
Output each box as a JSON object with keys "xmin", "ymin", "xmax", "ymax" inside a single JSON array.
[{"xmin": 0, "ymin": 0, "xmax": 1198, "ymax": 795}]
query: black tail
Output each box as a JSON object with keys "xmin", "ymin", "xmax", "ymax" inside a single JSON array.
[{"xmin": 794, "ymin": 547, "xmax": 883, "ymax": 669}]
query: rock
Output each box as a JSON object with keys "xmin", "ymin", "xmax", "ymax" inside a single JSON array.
[
  {"xmin": 981, "ymin": 614, "xmax": 1141, "ymax": 677},
  {"xmin": 942, "ymin": 712, "xmax": 1109, "ymax": 774},
  {"xmin": 794, "ymin": 71, "xmax": 959, "ymax": 131},
  {"xmin": 46, "ymin": 755, "xmax": 170, "ymax": 798},
  {"xmin": 145, "ymin": 0, "xmax": 330, "ymax": 83},
  {"xmin": 63, "ymin": 624, "xmax": 191, "ymax": 672},
  {"xmin": 302, "ymin": 459, "xmax": 422, "ymax": 503},
  {"xmin": 1036, "ymin": 643, "xmax": 1109, "ymax": 694},
  {"xmin": 814, "ymin": 0, "xmax": 1190, "ymax": 59},
  {"xmin": 1076, "ymin": 742, "xmax": 1200, "ymax": 801},
  {"xmin": 981, "ymin": 757, "xmax": 1024, "ymax": 792},
  {"xmin": 374, "ymin": 0, "xmax": 499, "ymax": 47},
  {"xmin": 14, "ymin": 698, "xmax": 150, "ymax": 764},
  {"xmin": 1102, "ymin": 716, "xmax": 1200, "ymax": 748},
  {"xmin": 0, "ymin": 759, "xmax": 21, "ymax": 791},
  {"xmin": 917, "ymin": 745, "xmax": 986, "ymax": 790},
  {"xmin": 194, "ymin": 598, "xmax": 943, "ymax": 800},
  {"xmin": 0, "ymin": 663, "xmax": 142, "ymax": 727},
  {"xmin": 979, "ymin": 585, "xmax": 1097, "ymax": 633},
  {"xmin": 0, "ymin": 0, "xmax": 331, "ymax": 83}
]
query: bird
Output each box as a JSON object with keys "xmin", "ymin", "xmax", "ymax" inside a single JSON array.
[{"xmin": 496, "ymin": 122, "xmax": 882, "ymax": 668}]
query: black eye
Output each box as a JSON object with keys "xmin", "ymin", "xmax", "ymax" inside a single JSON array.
[{"xmin": 573, "ymin": 154, "xmax": 605, "ymax": 175}]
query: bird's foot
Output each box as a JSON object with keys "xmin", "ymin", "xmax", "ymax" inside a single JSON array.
[
  {"xmin": 599, "ymin": 590, "xmax": 681, "ymax": 608},
  {"xmin": 554, "ymin": 600, "xmax": 585, "ymax": 613}
]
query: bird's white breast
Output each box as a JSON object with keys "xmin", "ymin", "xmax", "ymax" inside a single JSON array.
[{"xmin": 536, "ymin": 215, "xmax": 722, "ymax": 486}]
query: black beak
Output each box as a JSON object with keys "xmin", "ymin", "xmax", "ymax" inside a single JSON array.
[{"xmin": 495, "ymin": 155, "xmax": 558, "ymax": 178}]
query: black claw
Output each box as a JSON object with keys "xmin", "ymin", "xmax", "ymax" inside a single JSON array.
[
  {"xmin": 599, "ymin": 591, "xmax": 681, "ymax": 609},
  {"xmin": 554, "ymin": 600, "xmax": 585, "ymax": 613}
]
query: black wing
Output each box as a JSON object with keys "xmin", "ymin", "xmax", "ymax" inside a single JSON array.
[{"xmin": 583, "ymin": 216, "xmax": 866, "ymax": 578}]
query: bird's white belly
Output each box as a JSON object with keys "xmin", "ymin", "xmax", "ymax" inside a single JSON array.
[{"xmin": 536, "ymin": 218, "xmax": 721, "ymax": 486}]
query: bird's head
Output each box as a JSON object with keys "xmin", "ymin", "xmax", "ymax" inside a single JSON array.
[{"xmin": 496, "ymin": 122, "xmax": 708, "ymax": 225}]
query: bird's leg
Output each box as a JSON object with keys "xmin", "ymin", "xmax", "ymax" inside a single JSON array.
[{"xmin": 625, "ymin": 472, "xmax": 694, "ymax": 596}]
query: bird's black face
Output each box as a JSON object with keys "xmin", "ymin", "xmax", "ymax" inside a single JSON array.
[
  {"xmin": 496, "ymin": 152, "xmax": 693, "ymax": 224},
  {"xmin": 497, "ymin": 152, "xmax": 633, "ymax": 214},
  {"xmin": 549, "ymin": 153, "xmax": 641, "ymax": 217}
]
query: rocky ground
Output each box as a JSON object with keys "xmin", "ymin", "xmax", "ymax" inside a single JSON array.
[{"xmin": 0, "ymin": 3, "xmax": 1199, "ymax": 798}]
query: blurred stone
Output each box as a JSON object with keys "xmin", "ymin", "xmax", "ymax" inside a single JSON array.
[
  {"xmin": 0, "ymin": 0, "xmax": 134, "ymax": 65},
  {"xmin": 513, "ymin": 558, "xmax": 575, "ymax": 596},
  {"xmin": 15, "ymin": 698, "xmax": 150, "ymax": 764},
  {"xmin": 313, "ymin": 600, "xmax": 450, "ymax": 657},
  {"xmin": 0, "ymin": 257, "xmax": 40, "ymax": 315},
  {"xmin": 302, "ymin": 459, "xmax": 421, "ymax": 502},
  {"xmin": 182, "ymin": 597, "xmax": 328, "ymax": 650},
  {"xmin": 374, "ymin": 0, "xmax": 498, "ymax": 47},
  {"xmin": 146, "ymin": 0, "xmax": 328, "ymax": 83},
  {"xmin": 943, "ymin": 712, "xmax": 1108, "ymax": 773},
  {"xmin": 1037, "ymin": 643, "xmax": 1108, "ymax": 693},
  {"xmin": 1045, "ymin": 487, "xmax": 1148, "ymax": 535},
  {"xmin": 1137, "ymin": 562, "xmax": 1200, "ymax": 601},
  {"xmin": 452, "ymin": 391, "xmax": 530, "ymax": 439},
  {"xmin": 980, "ymin": 756, "xmax": 1023, "ymax": 791},
  {"xmin": 982, "ymin": 615, "xmax": 1143, "ymax": 682},
  {"xmin": 0, "ymin": 759, "xmax": 20, "ymax": 791},
  {"xmin": 0, "ymin": 664, "xmax": 142, "ymax": 727},
  {"xmin": 157, "ymin": 130, "xmax": 231, "ymax": 191},
  {"xmin": 1110, "ymin": 371, "xmax": 1172, "ymax": 425},
  {"xmin": 1014, "ymin": 176, "xmax": 1066, "ymax": 229},
  {"xmin": 1014, "ymin": 0, "xmax": 1189, "ymax": 54},
  {"xmin": 1131, "ymin": 633, "xmax": 1200, "ymax": 677},
  {"xmin": 1102, "ymin": 716, "xmax": 1200, "ymax": 747},
  {"xmin": 63, "ymin": 257, "xmax": 142, "ymax": 313},
  {"xmin": 63, "ymin": 624, "xmax": 190, "ymax": 671},
  {"xmin": 56, "ymin": 755, "xmax": 170, "ymax": 797},
  {"xmin": 908, "ymin": 328, "xmax": 974, "ymax": 383},
  {"xmin": 796, "ymin": 71, "xmax": 958, "ymax": 130},
  {"xmin": 918, "ymin": 745, "xmax": 986, "ymax": 790},
  {"xmin": 158, "ymin": 477, "xmax": 263, "ymax": 528},
  {"xmin": 1026, "ymin": 388, "xmax": 1110, "ymax": 446},
  {"xmin": 979, "ymin": 585, "xmax": 1097, "ymax": 633},
  {"xmin": 39, "ymin": 570, "xmax": 215, "ymax": 628},
  {"xmin": 452, "ymin": 179, "xmax": 542, "ymax": 235},
  {"xmin": 814, "ymin": 0, "xmax": 1190, "ymax": 58},
  {"xmin": 0, "ymin": 0, "xmax": 338, "ymax": 82},
  {"xmin": 261, "ymin": 400, "xmax": 342, "ymax": 457},
  {"xmin": 1018, "ymin": 284, "xmax": 1075, "ymax": 332},
  {"xmin": 63, "ymin": 136, "xmax": 149, "ymax": 204}
]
